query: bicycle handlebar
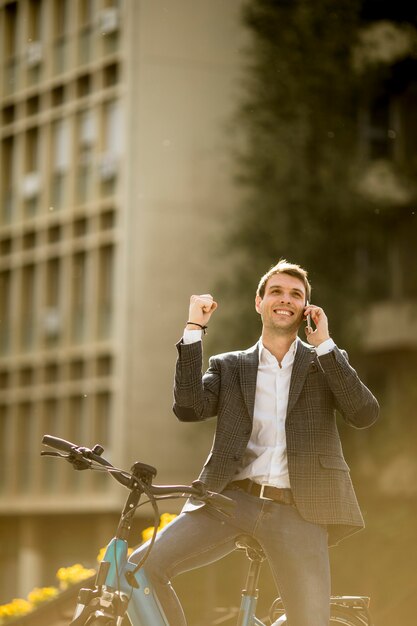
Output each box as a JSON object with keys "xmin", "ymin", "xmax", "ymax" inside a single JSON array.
[{"xmin": 41, "ymin": 434, "xmax": 236, "ymax": 516}]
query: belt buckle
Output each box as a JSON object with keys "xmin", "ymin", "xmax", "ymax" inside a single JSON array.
[{"xmin": 259, "ymin": 484, "xmax": 273, "ymax": 500}]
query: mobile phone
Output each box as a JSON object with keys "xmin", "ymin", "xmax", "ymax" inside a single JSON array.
[{"xmin": 305, "ymin": 301, "xmax": 312, "ymax": 330}]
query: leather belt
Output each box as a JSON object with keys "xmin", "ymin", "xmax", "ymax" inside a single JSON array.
[{"xmin": 228, "ymin": 479, "xmax": 294, "ymax": 505}]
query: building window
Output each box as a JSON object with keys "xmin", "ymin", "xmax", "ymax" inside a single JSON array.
[
  {"xmin": 26, "ymin": 95, "xmax": 40, "ymax": 116},
  {"xmin": 0, "ymin": 405, "xmax": 11, "ymax": 493},
  {"xmin": 51, "ymin": 84, "xmax": 66, "ymax": 107},
  {"xmin": 68, "ymin": 395, "xmax": 86, "ymax": 443},
  {"xmin": 18, "ymin": 367, "xmax": 34, "ymax": 387},
  {"xmin": 17, "ymin": 402, "xmax": 35, "ymax": 491},
  {"xmin": 52, "ymin": 0, "xmax": 69, "ymax": 74},
  {"xmin": 44, "ymin": 258, "xmax": 62, "ymax": 347},
  {"xmin": 96, "ymin": 354, "xmax": 112, "ymax": 377},
  {"xmin": 67, "ymin": 394, "xmax": 87, "ymax": 490},
  {"xmin": 78, "ymin": 0, "xmax": 93, "ymax": 64},
  {"xmin": 2, "ymin": 104, "xmax": 16, "ymax": 125},
  {"xmin": 3, "ymin": 2, "xmax": 19, "ymax": 94},
  {"xmin": 97, "ymin": 245, "xmax": 114, "ymax": 339},
  {"xmin": 1, "ymin": 137, "xmax": 16, "ymax": 224},
  {"xmin": 20, "ymin": 264, "xmax": 37, "ymax": 351},
  {"xmin": 99, "ymin": 100, "xmax": 121, "ymax": 196},
  {"xmin": 93, "ymin": 391, "xmax": 111, "ymax": 490},
  {"xmin": 77, "ymin": 74, "xmax": 92, "ymax": 97},
  {"xmin": 0, "ymin": 271, "xmax": 11, "ymax": 354},
  {"xmin": 103, "ymin": 62, "xmax": 119, "ymax": 88},
  {"xmin": 98, "ymin": 3, "xmax": 120, "ymax": 56},
  {"xmin": 71, "ymin": 252, "xmax": 87, "ymax": 342},
  {"xmin": 25, "ymin": 0, "xmax": 44, "ymax": 86},
  {"xmin": 76, "ymin": 109, "xmax": 96, "ymax": 202},
  {"xmin": 23, "ymin": 127, "xmax": 41, "ymax": 217},
  {"xmin": 44, "ymin": 362, "xmax": 59, "ymax": 383},
  {"xmin": 50, "ymin": 118, "xmax": 70, "ymax": 210},
  {"xmin": 41, "ymin": 398, "xmax": 60, "ymax": 492}
]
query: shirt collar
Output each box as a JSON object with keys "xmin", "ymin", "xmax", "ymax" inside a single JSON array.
[{"xmin": 258, "ymin": 336, "xmax": 299, "ymax": 367}]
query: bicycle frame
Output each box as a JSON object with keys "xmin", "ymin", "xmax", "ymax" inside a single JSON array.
[
  {"xmin": 96, "ymin": 538, "xmax": 169, "ymax": 625},
  {"xmin": 40, "ymin": 434, "xmax": 232, "ymax": 626},
  {"xmin": 42, "ymin": 435, "xmax": 372, "ymax": 626}
]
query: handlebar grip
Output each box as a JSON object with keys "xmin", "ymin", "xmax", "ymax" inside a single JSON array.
[{"xmin": 42, "ymin": 434, "xmax": 78, "ymax": 453}]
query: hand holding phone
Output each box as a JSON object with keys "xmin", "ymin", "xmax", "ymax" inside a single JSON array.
[{"xmin": 304, "ymin": 303, "xmax": 331, "ymax": 346}]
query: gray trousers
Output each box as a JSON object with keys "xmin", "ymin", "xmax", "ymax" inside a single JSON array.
[{"xmin": 130, "ymin": 487, "xmax": 331, "ymax": 626}]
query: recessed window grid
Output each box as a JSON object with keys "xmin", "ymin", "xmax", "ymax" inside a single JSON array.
[
  {"xmin": 0, "ymin": 404, "xmax": 11, "ymax": 493},
  {"xmin": 3, "ymin": 2, "xmax": 19, "ymax": 94},
  {"xmin": 16, "ymin": 402, "xmax": 35, "ymax": 492},
  {"xmin": 0, "ymin": 0, "xmax": 122, "ymax": 98},
  {"xmin": 97, "ymin": 244, "xmax": 114, "ymax": 339},
  {"xmin": 23, "ymin": 127, "xmax": 41, "ymax": 217},
  {"xmin": 1, "ymin": 137, "xmax": 16, "ymax": 224},
  {"xmin": 20, "ymin": 264, "xmax": 36, "ymax": 351},
  {"xmin": 0, "ymin": 0, "xmax": 123, "ymax": 506},
  {"xmin": 71, "ymin": 252, "xmax": 88, "ymax": 342},
  {"xmin": 0, "ymin": 271, "xmax": 11, "ymax": 354},
  {"xmin": 50, "ymin": 118, "xmax": 71, "ymax": 210},
  {"xmin": 44, "ymin": 257, "xmax": 62, "ymax": 347},
  {"xmin": 52, "ymin": 0, "xmax": 69, "ymax": 75}
]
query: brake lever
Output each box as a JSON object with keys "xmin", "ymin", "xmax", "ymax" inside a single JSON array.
[
  {"xmin": 41, "ymin": 448, "xmax": 91, "ymax": 470},
  {"xmin": 41, "ymin": 451, "xmax": 68, "ymax": 458}
]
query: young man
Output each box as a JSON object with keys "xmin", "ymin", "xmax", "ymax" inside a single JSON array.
[{"xmin": 131, "ymin": 260, "xmax": 379, "ymax": 626}]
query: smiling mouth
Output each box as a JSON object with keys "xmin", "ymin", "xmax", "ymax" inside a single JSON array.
[{"xmin": 273, "ymin": 309, "xmax": 293, "ymax": 317}]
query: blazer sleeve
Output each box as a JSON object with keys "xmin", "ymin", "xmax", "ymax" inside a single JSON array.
[
  {"xmin": 318, "ymin": 346, "xmax": 379, "ymax": 428},
  {"xmin": 173, "ymin": 339, "xmax": 220, "ymax": 422}
]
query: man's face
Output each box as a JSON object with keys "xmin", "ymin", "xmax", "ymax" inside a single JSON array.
[{"xmin": 255, "ymin": 273, "xmax": 306, "ymax": 334}]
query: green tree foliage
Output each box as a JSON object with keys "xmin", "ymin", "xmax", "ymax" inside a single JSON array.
[
  {"xmin": 211, "ymin": 5, "xmax": 417, "ymax": 623},
  {"xmin": 215, "ymin": 0, "xmax": 376, "ymax": 351}
]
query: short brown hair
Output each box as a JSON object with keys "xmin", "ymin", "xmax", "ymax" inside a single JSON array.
[{"xmin": 256, "ymin": 259, "xmax": 311, "ymax": 302}]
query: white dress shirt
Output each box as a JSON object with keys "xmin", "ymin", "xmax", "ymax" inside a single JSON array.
[
  {"xmin": 234, "ymin": 337, "xmax": 297, "ymax": 487},
  {"xmin": 183, "ymin": 329, "xmax": 335, "ymax": 489}
]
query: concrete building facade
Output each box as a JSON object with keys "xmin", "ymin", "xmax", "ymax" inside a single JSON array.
[{"xmin": 0, "ymin": 0, "xmax": 245, "ymax": 601}]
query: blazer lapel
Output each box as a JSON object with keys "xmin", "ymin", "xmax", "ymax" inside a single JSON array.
[
  {"xmin": 287, "ymin": 340, "xmax": 316, "ymax": 417},
  {"xmin": 239, "ymin": 343, "xmax": 259, "ymax": 421}
]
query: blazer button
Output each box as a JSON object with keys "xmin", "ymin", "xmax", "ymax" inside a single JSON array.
[
  {"xmin": 243, "ymin": 429, "xmax": 251, "ymax": 435},
  {"xmin": 233, "ymin": 454, "xmax": 240, "ymax": 461}
]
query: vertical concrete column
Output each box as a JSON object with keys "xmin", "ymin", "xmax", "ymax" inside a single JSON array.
[{"xmin": 18, "ymin": 516, "xmax": 42, "ymax": 598}]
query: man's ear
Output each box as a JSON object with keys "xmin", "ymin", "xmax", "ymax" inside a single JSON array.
[{"xmin": 255, "ymin": 295, "xmax": 262, "ymax": 315}]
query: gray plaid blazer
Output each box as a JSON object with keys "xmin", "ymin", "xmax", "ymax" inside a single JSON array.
[{"xmin": 173, "ymin": 338, "xmax": 379, "ymax": 546}]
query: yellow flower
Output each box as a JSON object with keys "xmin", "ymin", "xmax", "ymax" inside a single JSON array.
[
  {"xmin": 141, "ymin": 513, "xmax": 177, "ymax": 543},
  {"xmin": 27, "ymin": 587, "xmax": 59, "ymax": 606},
  {"xmin": 56, "ymin": 564, "xmax": 96, "ymax": 590},
  {"xmin": 0, "ymin": 598, "xmax": 32, "ymax": 619},
  {"xmin": 96, "ymin": 547, "xmax": 106, "ymax": 563}
]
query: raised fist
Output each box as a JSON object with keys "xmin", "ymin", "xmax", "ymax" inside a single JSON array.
[{"xmin": 187, "ymin": 294, "xmax": 218, "ymax": 328}]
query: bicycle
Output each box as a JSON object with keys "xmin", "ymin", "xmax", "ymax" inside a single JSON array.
[{"xmin": 41, "ymin": 435, "xmax": 374, "ymax": 626}]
